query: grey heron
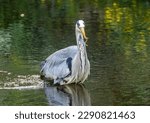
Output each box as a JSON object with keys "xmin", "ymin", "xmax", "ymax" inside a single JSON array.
[{"xmin": 40, "ymin": 20, "xmax": 90, "ymax": 85}]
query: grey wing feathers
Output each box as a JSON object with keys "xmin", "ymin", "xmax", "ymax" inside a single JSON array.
[
  {"xmin": 46, "ymin": 46, "xmax": 77, "ymax": 61},
  {"xmin": 40, "ymin": 46, "xmax": 78, "ymax": 81}
]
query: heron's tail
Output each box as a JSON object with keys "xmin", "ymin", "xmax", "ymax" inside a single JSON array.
[
  {"xmin": 40, "ymin": 61, "xmax": 46, "ymax": 80},
  {"xmin": 40, "ymin": 61, "xmax": 45, "ymax": 69},
  {"xmin": 40, "ymin": 60, "xmax": 46, "ymax": 74}
]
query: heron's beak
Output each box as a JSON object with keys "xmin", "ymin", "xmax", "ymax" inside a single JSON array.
[{"xmin": 80, "ymin": 27, "xmax": 88, "ymax": 45}]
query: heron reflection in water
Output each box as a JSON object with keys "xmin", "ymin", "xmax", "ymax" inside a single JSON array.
[
  {"xmin": 40, "ymin": 20, "xmax": 90, "ymax": 85},
  {"xmin": 44, "ymin": 83, "xmax": 91, "ymax": 106}
]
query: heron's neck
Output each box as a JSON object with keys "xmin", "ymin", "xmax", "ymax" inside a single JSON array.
[
  {"xmin": 75, "ymin": 28, "xmax": 88, "ymax": 74},
  {"xmin": 75, "ymin": 28, "xmax": 85, "ymax": 48},
  {"xmin": 75, "ymin": 30, "xmax": 81, "ymax": 43}
]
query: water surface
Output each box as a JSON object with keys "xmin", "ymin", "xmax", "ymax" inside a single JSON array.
[{"xmin": 0, "ymin": 0, "xmax": 150, "ymax": 105}]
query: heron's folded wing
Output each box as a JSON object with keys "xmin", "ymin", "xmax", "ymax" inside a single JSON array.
[
  {"xmin": 41, "ymin": 46, "xmax": 78, "ymax": 79},
  {"xmin": 46, "ymin": 46, "xmax": 77, "ymax": 61}
]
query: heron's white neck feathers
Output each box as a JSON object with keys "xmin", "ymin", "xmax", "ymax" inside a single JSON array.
[
  {"xmin": 71, "ymin": 26, "xmax": 88, "ymax": 81},
  {"xmin": 75, "ymin": 26, "xmax": 86, "ymax": 50}
]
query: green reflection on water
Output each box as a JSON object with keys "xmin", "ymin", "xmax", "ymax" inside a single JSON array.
[
  {"xmin": 0, "ymin": 0, "xmax": 150, "ymax": 105},
  {"xmin": 0, "ymin": 89, "xmax": 48, "ymax": 106}
]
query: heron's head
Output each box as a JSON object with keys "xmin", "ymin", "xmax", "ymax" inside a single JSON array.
[{"xmin": 76, "ymin": 20, "xmax": 88, "ymax": 42}]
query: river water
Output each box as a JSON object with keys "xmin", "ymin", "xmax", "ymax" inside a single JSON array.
[{"xmin": 0, "ymin": 0, "xmax": 150, "ymax": 105}]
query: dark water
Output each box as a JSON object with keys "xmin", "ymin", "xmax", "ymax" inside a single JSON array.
[{"xmin": 0, "ymin": 0, "xmax": 150, "ymax": 105}]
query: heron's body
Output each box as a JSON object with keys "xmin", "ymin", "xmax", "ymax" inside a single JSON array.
[{"xmin": 40, "ymin": 20, "xmax": 90, "ymax": 85}]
